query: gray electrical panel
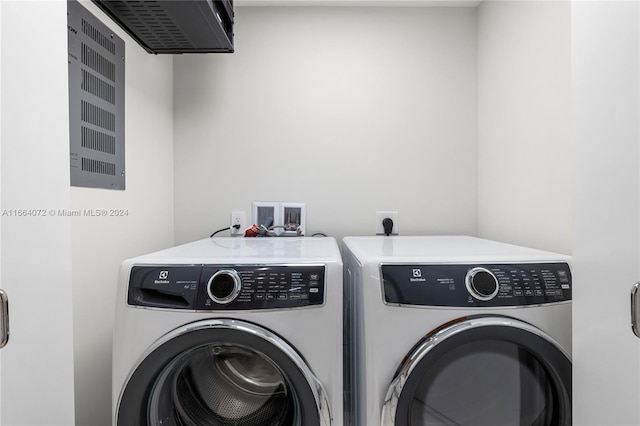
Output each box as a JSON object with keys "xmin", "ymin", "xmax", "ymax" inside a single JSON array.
[{"xmin": 68, "ymin": 1, "xmax": 125, "ymax": 190}]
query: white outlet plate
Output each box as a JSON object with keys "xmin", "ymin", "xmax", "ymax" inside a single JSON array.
[
  {"xmin": 230, "ymin": 211, "xmax": 246, "ymax": 236},
  {"xmin": 376, "ymin": 211, "xmax": 399, "ymax": 235}
]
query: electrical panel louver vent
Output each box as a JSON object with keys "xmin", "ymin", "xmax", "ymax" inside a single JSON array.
[
  {"xmin": 68, "ymin": 1, "xmax": 125, "ymax": 190},
  {"xmin": 91, "ymin": 0, "xmax": 234, "ymax": 54}
]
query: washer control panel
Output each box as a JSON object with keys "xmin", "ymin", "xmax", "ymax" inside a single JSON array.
[
  {"xmin": 128, "ymin": 264, "xmax": 325, "ymax": 310},
  {"xmin": 381, "ymin": 263, "xmax": 571, "ymax": 307}
]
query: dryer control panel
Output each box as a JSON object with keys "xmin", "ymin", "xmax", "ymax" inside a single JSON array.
[
  {"xmin": 381, "ymin": 263, "xmax": 571, "ymax": 307},
  {"xmin": 127, "ymin": 265, "xmax": 325, "ymax": 310}
]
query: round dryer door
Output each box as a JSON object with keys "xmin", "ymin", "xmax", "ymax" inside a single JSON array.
[
  {"xmin": 381, "ymin": 315, "xmax": 571, "ymax": 426},
  {"xmin": 116, "ymin": 319, "xmax": 330, "ymax": 426}
]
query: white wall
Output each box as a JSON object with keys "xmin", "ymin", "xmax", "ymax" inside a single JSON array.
[
  {"xmin": 0, "ymin": 2, "xmax": 576, "ymax": 424},
  {"xmin": 477, "ymin": 1, "xmax": 572, "ymax": 254},
  {"xmin": 572, "ymin": 2, "xmax": 640, "ymax": 424},
  {"xmin": 173, "ymin": 6, "xmax": 478, "ymax": 243},
  {"xmin": 0, "ymin": 1, "xmax": 75, "ymax": 424},
  {"xmin": 70, "ymin": 2, "xmax": 174, "ymax": 425}
]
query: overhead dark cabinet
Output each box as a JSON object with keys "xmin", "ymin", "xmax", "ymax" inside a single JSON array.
[{"xmin": 91, "ymin": 0, "xmax": 234, "ymax": 54}]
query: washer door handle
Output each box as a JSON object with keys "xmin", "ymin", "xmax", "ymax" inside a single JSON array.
[
  {"xmin": 631, "ymin": 282, "xmax": 640, "ymax": 338},
  {"xmin": 0, "ymin": 289, "xmax": 9, "ymax": 349}
]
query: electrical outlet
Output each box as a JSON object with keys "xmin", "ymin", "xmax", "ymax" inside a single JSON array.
[
  {"xmin": 230, "ymin": 211, "xmax": 246, "ymax": 236},
  {"xmin": 376, "ymin": 211, "xmax": 399, "ymax": 235}
]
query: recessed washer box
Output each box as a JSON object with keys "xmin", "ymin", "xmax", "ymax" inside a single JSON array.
[{"xmin": 252, "ymin": 202, "xmax": 306, "ymax": 236}]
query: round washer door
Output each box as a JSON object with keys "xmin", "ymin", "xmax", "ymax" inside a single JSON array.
[
  {"xmin": 381, "ymin": 315, "xmax": 571, "ymax": 426},
  {"xmin": 116, "ymin": 319, "xmax": 331, "ymax": 426}
]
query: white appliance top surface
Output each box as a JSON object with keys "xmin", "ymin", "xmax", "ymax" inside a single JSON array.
[
  {"xmin": 129, "ymin": 237, "xmax": 341, "ymax": 264},
  {"xmin": 342, "ymin": 235, "xmax": 570, "ymax": 263}
]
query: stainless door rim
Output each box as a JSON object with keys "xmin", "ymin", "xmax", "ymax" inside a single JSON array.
[
  {"xmin": 118, "ymin": 318, "xmax": 331, "ymax": 426},
  {"xmin": 381, "ymin": 315, "xmax": 571, "ymax": 425}
]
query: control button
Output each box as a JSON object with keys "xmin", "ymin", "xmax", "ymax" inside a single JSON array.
[
  {"xmin": 310, "ymin": 288, "xmax": 319, "ymax": 293},
  {"xmin": 266, "ymin": 294, "xmax": 276, "ymax": 300},
  {"xmin": 514, "ymin": 290, "xmax": 523, "ymax": 296},
  {"xmin": 309, "ymin": 281, "xmax": 319, "ymax": 286},
  {"xmin": 525, "ymin": 290, "xmax": 534, "ymax": 296},
  {"xmin": 535, "ymin": 289, "xmax": 544, "ymax": 296},
  {"xmin": 254, "ymin": 293, "xmax": 265, "ymax": 300},
  {"xmin": 558, "ymin": 270, "xmax": 570, "ymax": 283},
  {"xmin": 277, "ymin": 293, "xmax": 288, "ymax": 300},
  {"xmin": 310, "ymin": 274, "xmax": 319, "ymax": 280}
]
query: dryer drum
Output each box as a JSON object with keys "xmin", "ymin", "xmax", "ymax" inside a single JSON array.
[{"xmin": 171, "ymin": 345, "xmax": 292, "ymax": 426}]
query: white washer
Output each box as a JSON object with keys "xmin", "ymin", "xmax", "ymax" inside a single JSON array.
[
  {"xmin": 342, "ymin": 236, "xmax": 572, "ymax": 426},
  {"xmin": 113, "ymin": 237, "xmax": 343, "ymax": 426}
]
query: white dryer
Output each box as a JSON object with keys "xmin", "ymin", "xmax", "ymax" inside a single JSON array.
[
  {"xmin": 342, "ymin": 236, "xmax": 572, "ymax": 426},
  {"xmin": 113, "ymin": 237, "xmax": 343, "ymax": 426}
]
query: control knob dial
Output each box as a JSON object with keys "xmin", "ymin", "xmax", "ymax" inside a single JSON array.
[
  {"xmin": 465, "ymin": 267, "xmax": 499, "ymax": 301},
  {"xmin": 207, "ymin": 269, "xmax": 242, "ymax": 304}
]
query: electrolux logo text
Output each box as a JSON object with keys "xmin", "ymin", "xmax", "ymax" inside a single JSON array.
[
  {"xmin": 154, "ymin": 270, "xmax": 170, "ymax": 284},
  {"xmin": 410, "ymin": 268, "xmax": 426, "ymax": 283}
]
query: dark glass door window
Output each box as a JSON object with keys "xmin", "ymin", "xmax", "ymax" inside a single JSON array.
[
  {"xmin": 149, "ymin": 344, "xmax": 295, "ymax": 425},
  {"xmin": 410, "ymin": 340, "xmax": 557, "ymax": 425},
  {"xmin": 386, "ymin": 318, "xmax": 571, "ymax": 426},
  {"xmin": 117, "ymin": 321, "xmax": 327, "ymax": 426}
]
